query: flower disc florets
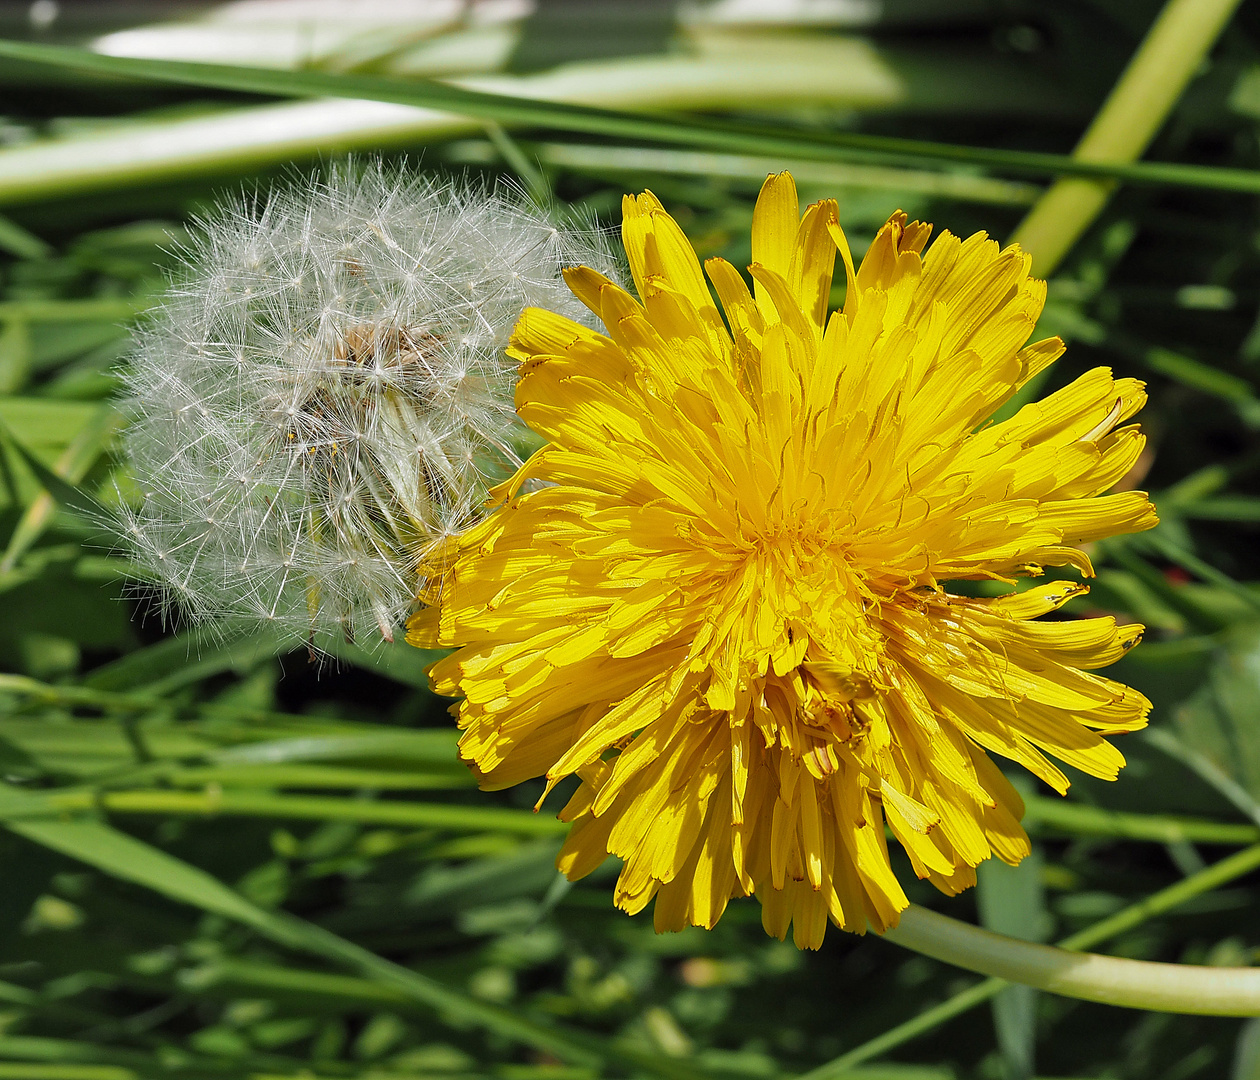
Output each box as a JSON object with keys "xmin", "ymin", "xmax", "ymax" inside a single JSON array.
[
  {"xmin": 412, "ymin": 172, "xmax": 1159, "ymax": 949},
  {"xmin": 119, "ymin": 162, "xmax": 615, "ymax": 647}
]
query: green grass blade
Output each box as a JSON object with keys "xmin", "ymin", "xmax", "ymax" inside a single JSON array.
[
  {"xmin": 0, "ymin": 298, "xmax": 150, "ymax": 322},
  {"xmin": 1, "ymin": 40, "xmax": 1260, "ymax": 195},
  {"xmin": 0, "ymin": 672, "xmax": 430, "ymax": 738},
  {"xmin": 1139, "ymin": 532, "xmax": 1260, "ymax": 616},
  {"xmin": 82, "ymin": 627, "xmax": 288, "ymax": 693},
  {"xmin": 0, "ymin": 1064, "xmax": 135, "ymax": 1079},
  {"xmin": 0, "ymin": 213, "xmax": 51, "ymax": 260},
  {"xmin": 42, "ymin": 787, "xmax": 567, "ymax": 836},
  {"xmin": 320, "ymin": 636, "xmax": 445, "ymax": 690},
  {"xmin": 0, "ymin": 406, "xmax": 117, "ymax": 572},
  {"xmin": 0, "ymin": 782, "xmax": 697, "ymax": 1080},
  {"xmin": 1144, "ymin": 726, "xmax": 1260, "ymax": 829},
  {"xmin": 466, "ymin": 141, "xmax": 1043, "ymax": 205},
  {"xmin": 1178, "ymin": 495, "xmax": 1260, "ymax": 522},
  {"xmin": 1143, "ymin": 346, "xmax": 1259, "ymax": 405},
  {"xmin": 161, "ymin": 763, "xmax": 472, "ymax": 790},
  {"xmin": 1022, "ymin": 794, "xmax": 1260, "ymax": 845}
]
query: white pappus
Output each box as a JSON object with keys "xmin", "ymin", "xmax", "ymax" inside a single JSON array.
[{"xmin": 117, "ymin": 161, "xmax": 616, "ymax": 650}]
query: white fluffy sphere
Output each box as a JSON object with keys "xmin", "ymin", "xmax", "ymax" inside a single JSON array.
[{"xmin": 118, "ymin": 161, "xmax": 616, "ymax": 648}]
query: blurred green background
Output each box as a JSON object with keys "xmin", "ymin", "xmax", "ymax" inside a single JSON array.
[{"xmin": 0, "ymin": 1, "xmax": 1259, "ymax": 1078}]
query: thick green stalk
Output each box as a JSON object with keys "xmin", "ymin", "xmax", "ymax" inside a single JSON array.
[
  {"xmin": 885, "ymin": 902, "xmax": 1260, "ymax": 1014},
  {"xmin": 1010, "ymin": 0, "xmax": 1244, "ymax": 274},
  {"xmin": 805, "ymin": 843, "xmax": 1260, "ymax": 1076}
]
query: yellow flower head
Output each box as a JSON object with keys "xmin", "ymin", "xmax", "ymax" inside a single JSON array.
[{"xmin": 410, "ymin": 173, "xmax": 1158, "ymax": 949}]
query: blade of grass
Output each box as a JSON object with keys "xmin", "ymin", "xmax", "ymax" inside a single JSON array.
[
  {"xmin": 0, "ymin": 1032, "xmax": 361, "ymax": 1079},
  {"xmin": 0, "ymin": 213, "xmax": 51, "ymax": 260},
  {"xmin": 1137, "ymin": 532, "xmax": 1260, "ymax": 616},
  {"xmin": 1144, "ymin": 726, "xmax": 1260, "ymax": 830},
  {"xmin": 1178, "ymin": 495, "xmax": 1260, "ymax": 522},
  {"xmin": 0, "ymin": 407, "xmax": 118, "ymax": 572},
  {"xmin": 40, "ymin": 777, "xmax": 1259, "ymax": 845},
  {"xmin": 1142, "ymin": 346, "xmax": 1259, "ymax": 409},
  {"xmin": 1022, "ymin": 794, "xmax": 1260, "ymax": 845},
  {"xmin": 483, "ymin": 122, "xmax": 551, "ymax": 205},
  {"xmin": 85, "ymin": 624, "xmax": 441, "ymax": 695},
  {"xmin": 0, "ymin": 1065, "xmax": 134, "ymax": 1079},
  {"xmin": 0, "ymin": 298, "xmax": 150, "ymax": 322},
  {"xmin": 157, "ymin": 763, "xmax": 473, "ymax": 790},
  {"xmin": 1100, "ymin": 542, "xmax": 1229, "ymax": 633},
  {"xmin": 82, "ymin": 626, "xmax": 288, "ymax": 693},
  {"xmin": 802, "ymin": 842, "xmax": 1260, "ymax": 1077},
  {"xmin": 319, "ymin": 635, "xmax": 444, "ymax": 691},
  {"xmin": 445, "ymin": 140, "xmax": 1044, "ymax": 205},
  {"xmin": 1010, "ymin": 0, "xmax": 1245, "ymax": 274},
  {"xmin": 2, "ymin": 41, "xmax": 1260, "ymax": 196},
  {"xmin": 38, "ymin": 787, "xmax": 567, "ymax": 836},
  {"xmin": 0, "ymin": 782, "xmax": 702, "ymax": 1080},
  {"xmin": 0, "ymin": 671, "xmax": 436, "ymax": 737}
]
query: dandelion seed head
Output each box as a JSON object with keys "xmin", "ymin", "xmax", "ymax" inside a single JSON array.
[{"xmin": 119, "ymin": 160, "xmax": 617, "ymax": 649}]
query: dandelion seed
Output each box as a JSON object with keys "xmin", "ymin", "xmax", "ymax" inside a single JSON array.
[{"xmin": 118, "ymin": 160, "xmax": 616, "ymax": 649}]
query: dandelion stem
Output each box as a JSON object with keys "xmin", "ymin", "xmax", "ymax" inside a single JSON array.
[
  {"xmin": 1010, "ymin": 0, "xmax": 1244, "ymax": 275},
  {"xmin": 886, "ymin": 900, "xmax": 1260, "ymax": 1014},
  {"xmin": 807, "ymin": 843, "xmax": 1260, "ymax": 1076}
]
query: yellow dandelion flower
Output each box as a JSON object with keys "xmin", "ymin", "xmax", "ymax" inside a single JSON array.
[{"xmin": 409, "ymin": 172, "xmax": 1158, "ymax": 949}]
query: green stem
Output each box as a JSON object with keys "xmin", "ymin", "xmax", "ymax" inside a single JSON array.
[
  {"xmin": 1022, "ymin": 793, "xmax": 1260, "ymax": 846},
  {"xmin": 1010, "ymin": 0, "xmax": 1244, "ymax": 274},
  {"xmin": 805, "ymin": 843, "xmax": 1260, "ymax": 1077},
  {"xmin": 885, "ymin": 901, "xmax": 1260, "ymax": 1014},
  {"xmin": 40, "ymin": 787, "xmax": 565, "ymax": 836}
]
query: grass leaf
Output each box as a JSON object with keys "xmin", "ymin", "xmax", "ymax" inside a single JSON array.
[
  {"xmin": 1, "ymin": 40, "xmax": 1260, "ymax": 195},
  {"xmin": 0, "ymin": 781, "xmax": 697, "ymax": 1079}
]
